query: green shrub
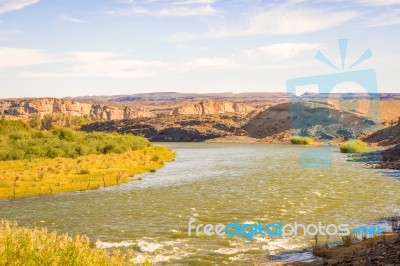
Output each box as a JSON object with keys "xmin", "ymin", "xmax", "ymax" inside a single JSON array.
[
  {"xmin": 52, "ymin": 128, "xmax": 77, "ymax": 141},
  {"xmin": 46, "ymin": 148, "xmax": 65, "ymax": 158},
  {"xmin": 0, "ymin": 119, "xmax": 150, "ymax": 161},
  {"xmin": 0, "ymin": 119, "xmax": 29, "ymax": 135},
  {"xmin": 340, "ymin": 140, "xmax": 373, "ymax": 153},
  {"xmin": 25, "ymin": 146, "xmax": 46, "ymax": 159},
  {"xmin": 291, "ymin": 136, "xmax": 314, "ymax": 145}
]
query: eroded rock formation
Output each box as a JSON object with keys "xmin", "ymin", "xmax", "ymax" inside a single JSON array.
[
  {"xmin": 0, "ymin": 98, "xmax": 155, "ymax": 120},
  {"xmin": 170, "ymin": 100, "xmax": 254, "ymax": 116}
]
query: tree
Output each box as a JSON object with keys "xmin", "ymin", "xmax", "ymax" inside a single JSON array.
[{"xmin": 28, "ymin": 114, "xmax": 42, "ymax": 130}]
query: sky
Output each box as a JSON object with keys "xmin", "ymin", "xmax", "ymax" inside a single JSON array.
[{"xmin": 0, "ymin": 0, "xmax": 399, "ymax": 98}]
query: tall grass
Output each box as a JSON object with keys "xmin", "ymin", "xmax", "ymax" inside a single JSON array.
[
  {"xmin": 290, "ymin": 136, "xmax": 314, "ymax": 145},
  {"xmin": 339, "ymin": 140, "xmax": 374, "ymax": 153},
  {"xmin": 0, "ymin": 220, "xmax": 132, "ymax": 266},
  {"xmin": 341, "ymin": 232, "xmax": 357, "ymax": 247}
]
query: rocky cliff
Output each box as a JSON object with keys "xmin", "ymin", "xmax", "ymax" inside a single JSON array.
[
  {"xmin": 89, "ymin": 105, "xmax": 155, "ymax": 120},
  {"xmin": 81, "ymin": 114, "xmax": 247, "ymax": 142},
  {"xmin": 0, "ymin": 98, "xmax": 155, "ymax": 120},
  {"xmin": 243, "ymin": 102, "xmax": 381, "ymax": 140},
  {"xmin": 170, "ymin": 100, "xmax": 254, "ymax": 116}
]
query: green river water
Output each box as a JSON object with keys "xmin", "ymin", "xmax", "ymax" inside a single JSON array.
[{"xmin": 1, "ymin": 143, "xmax": 399, "ymax": 265}]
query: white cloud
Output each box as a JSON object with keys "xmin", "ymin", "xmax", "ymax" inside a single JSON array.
[
  {"xmin": 169, "ymin": 32, "xmax": 197, "ymax": 42},
  {"xmin": 170, "ymin": 6, "xmax": 358, "ymax": 41},
  {"xmin": 177, "ymin": 43, "xmax": 188, "ymax": 49},
  {"xmin": 244, "ymin": 43, "xmax": 320, "ymax": 61},
  {"xmin": 154, "ymin": 5, "xmax": 219, "ymax": 16},
  {"xmin": 246, "ymin": 7, "xmax": 357, "ymax": 35},
  {"xmin": 0, "ymin": 47, "xmax": 53, "ymax": 68},
  {"xmin": 59, "ymin": 15, "xmax": 87, "ymax": 23},
  {"xmin": 0, "ymin": 28, "xmax": 20, "ymax": 35},
  {"xmin": 177, "ymin": 57, "xmax": 236, "ymax": 72},
  {"xmin": 357, "ymin": 0, "xmax": 400, "ymax": 6},
  {"xmin": 24, "ymin": 51, "xmax": 169, "ymax": 78},
  {"xmin": 172, "ymin": 0, "xmax": 214, "ymax": 5},
  {"xmin": 0, "ymin": 43, "xmax": 318, "ymax": 79},
  {"xmin": 368, "ymin": 8, "xmax": 400, "ymax": 26},
  {"xmin": 105, "ymin": 6, "xmax": 149, "ymax": 16},
  {"xmin": 12, "ymin": 48, "xmax": 238, "ymax": 78},
  {"xmin": 0, "ymin": 0, "xmax": 38, "ymax": 15},
  {"xmin": 106, "ymin": 0, "xmax": 219, "ymax": 17}
]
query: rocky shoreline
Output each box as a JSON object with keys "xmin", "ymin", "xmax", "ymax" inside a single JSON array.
[{"xmin": 286, "ymin": 233, "xmax": 400, "ymax": 266}]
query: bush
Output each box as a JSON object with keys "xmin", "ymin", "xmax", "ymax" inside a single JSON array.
[
  {"xmin": 46, "ymin": 148, "xmax": 65, "ymax": 158},
  {"xmin": 0, "ymin": 119, "xmax": 150, "ymax": 161},
  {"xmin": 52, "ymin": 128, "xmax": 76, "ymax": 141},
  {"xmin": 291, "ymin": 136, "xmax": 314, "ymax": 145},
  {"xmin": 340, "ymin": 140, "xmax": 373, "ymax": 153}
]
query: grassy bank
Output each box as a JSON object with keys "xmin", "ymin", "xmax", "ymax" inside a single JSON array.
[
  {"xmin": 0, "ymin": 220, "xmax": 141, "ymax": 266},
  {"xmin": 0, "ymin": 119, "xmax": 175, "ymax": 199},
  {"xmin": 0, "ymin": 146, "xmax": 174, "ymax": 199}
]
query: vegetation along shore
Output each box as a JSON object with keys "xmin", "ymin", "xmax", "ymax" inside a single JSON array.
[
  {"xmin": 0, "ymin": 119, "xmax": 175, "ymax": 199},
  {"xmin": 0, "ymin": 220, "xmax": 145, "ymax": 266}
]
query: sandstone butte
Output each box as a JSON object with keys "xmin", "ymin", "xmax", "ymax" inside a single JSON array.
[
  {"xmin": 169, "ymin": 100, "xmax": 254, "ymax": 116},
  {"xmin": 0, "ymin": 98, "xmax": 156, "ymax": 121},
  {"xmin": 0, "ymin": 98, "xmax": 255, "ymax": 121}
]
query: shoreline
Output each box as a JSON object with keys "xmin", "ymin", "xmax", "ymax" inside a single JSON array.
[
  {"xmin": 272, "ymin": 217, "xmax": 400, "ymax": 265},
  {"xmin": 284, "ymin": 232, "xmax": 400, "ymax": 266},
  {"xmin": 173, "ymin": 136, "xmax": 400, "ymax": 171},
  {"xmin": 0, "ymin": 146, "xmax": 175, "ymax": 200}
]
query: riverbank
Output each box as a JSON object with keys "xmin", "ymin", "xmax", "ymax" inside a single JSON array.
[
  {"xmin": 362, "ymin": 123, "xmax": 400, "ymax": 170},
  {"xmin": 0, "ymin": 220, "xmax": 139, "ymax": 265},
  {"xmin": 206, "ymin": 135, "xmax": 400, "ymax": 171},
  {"xmin": 0, "ymin": 146, "xmax": 175, "ymax": 199},
  {"xmin": 1, "ymin": 143, "xmax": 399, "ymax": 264},
  {"xmin": 285, "ymin": 232, "xmax": 400, "ymax": 266},
  {"xmin": 0, "ymin": 119, "xmax": 175, "ymax": 199},
  {"xmin": 370, "ymin": 144, "xmax": 400, "ymax": 170}
]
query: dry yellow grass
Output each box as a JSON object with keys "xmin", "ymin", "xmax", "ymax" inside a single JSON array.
[
  {"xmin": 0, "ymin": 220, "xmax": 128, "ymax": 266},
  {"xmin": 0, "ymin": 220, "xmax": 156, "ymax": 266},
  {"xmin": 0, "ymin": 146, "xmax": 175, "ymax": 199}
]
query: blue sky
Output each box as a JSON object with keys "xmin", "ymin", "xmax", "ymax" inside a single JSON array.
[{"xmin": 0, "ymin": 0, "xmax": 399, "ymax": 97}]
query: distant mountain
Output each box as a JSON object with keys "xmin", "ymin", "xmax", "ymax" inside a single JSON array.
[
  {"xmin": 300, "ymin": 92, "xmax": 400, "ymax": 100},
  {"xmin": 68, "ymin": 91, "xmax": 400, "ymax": 104},
  {"xmin": 68, "ymin": 92, "xmax": 292, "ymax": 103}
]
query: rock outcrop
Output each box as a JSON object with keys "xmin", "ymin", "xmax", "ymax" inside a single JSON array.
[
  {"xmin": 170, "ymin": 100, "xmax": 254, "ymax": 116},
  {"xmin": 243, "ymin": 102, "xmax": 381, "ymax": 140},
  {"xmin": 0, "ymin": 98, "xmax": 92, "ymax": 117},
  {"xmin": 363, "ymin": 122, "xmax": 400, "ymax": 147},
  {"xmin": 81, "ymin": 114, "xmax": 247, "ymax": 142},
  {"xmin": 362, "ymin": 123, "xmax": 400, "ymax": 169},
  {"xmin": 0, "ymin": 98, "xmax": 155, "ymax": 121},
  {"xmin": 89, "ymin": 105, "xmax": 155, "ymax": 120}
]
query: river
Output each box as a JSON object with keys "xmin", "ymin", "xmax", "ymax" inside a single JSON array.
[{"xmin": 1, "ymin": 143, "xmax": 399, "ymax": 265}]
